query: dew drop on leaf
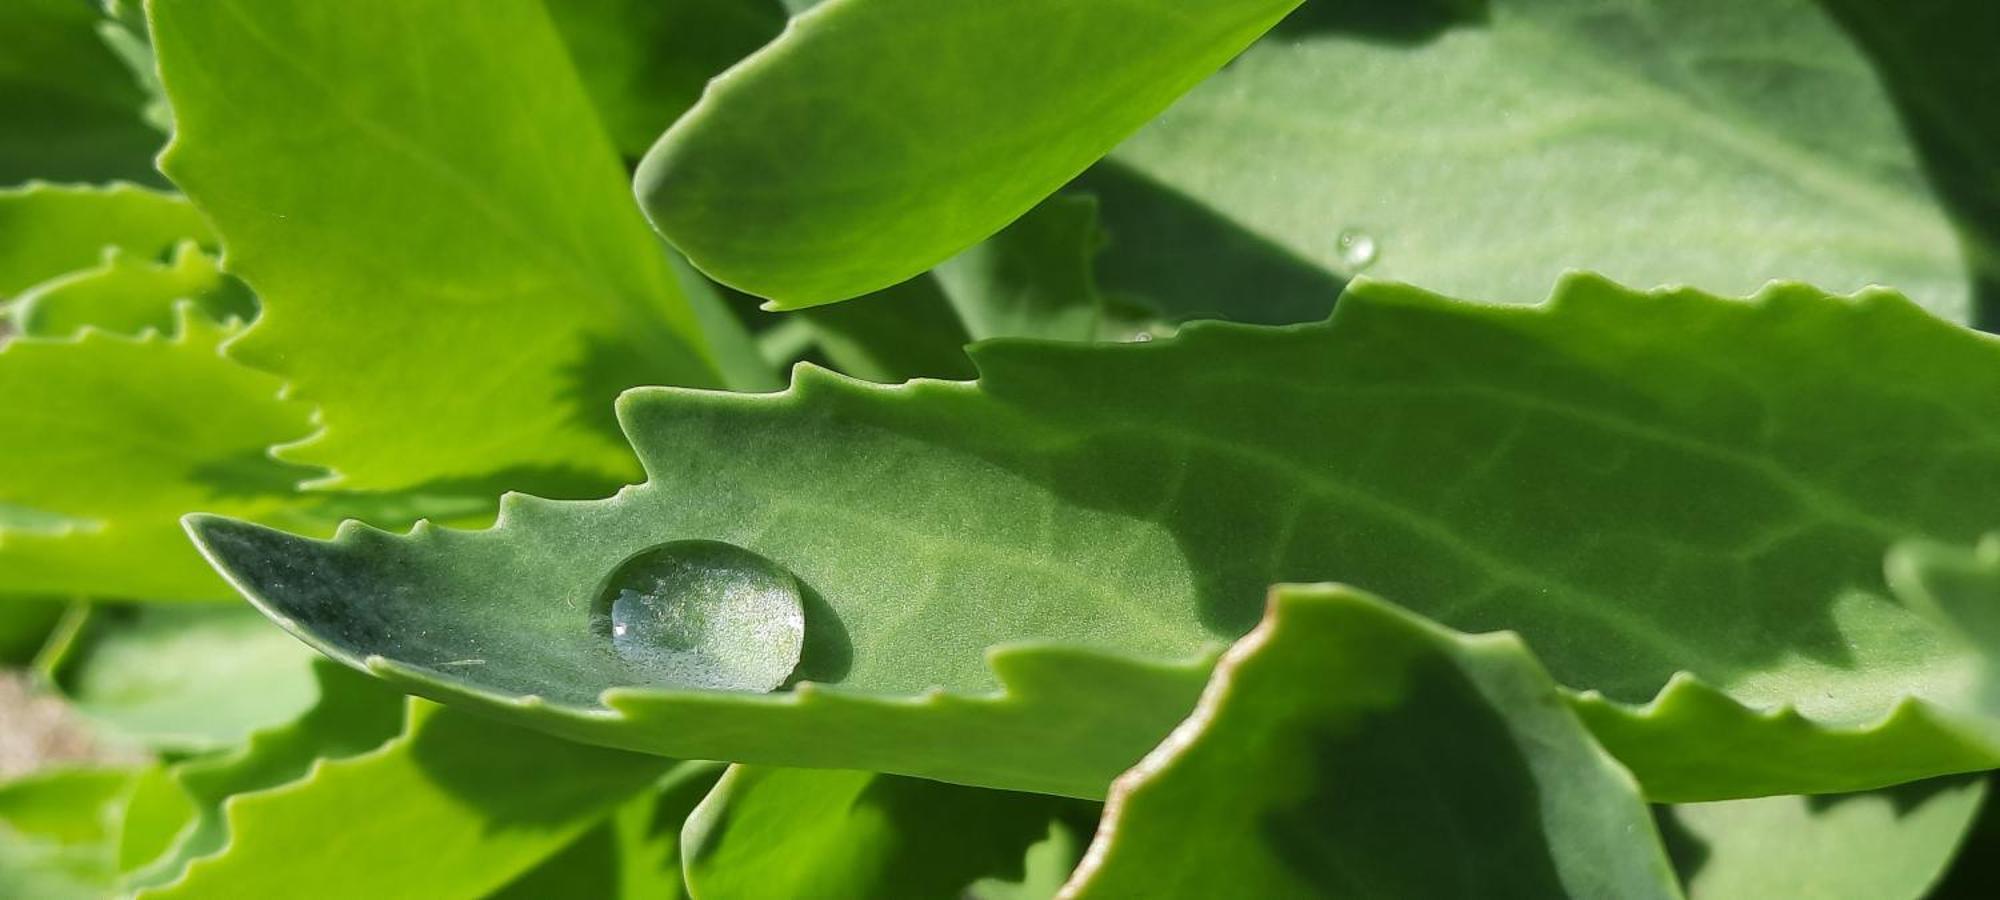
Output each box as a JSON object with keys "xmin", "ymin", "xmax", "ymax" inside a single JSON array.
[
  {"xmin": 1335, "ymin": 228, "xmax": 1378, "ymax": 271},
  {"xmin": 589, "ymin": 540, "xmax": 805, "ymax": 692}
]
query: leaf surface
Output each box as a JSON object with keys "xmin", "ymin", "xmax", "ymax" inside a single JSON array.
[
  {"xmin": 1660, "ymin": 776, "xmax": 1984, "ymax": 900},
  {"xmin": 192, "ymin": 275, "xmax": 2000, "ymax": 799},
  {"xmin": 0, "ymin": 183, "xmax": 210, "ymax": 299},
  {"xmin": 142, "ymin": 702, "xmax": 675, "ymax": 900},
  {"xmin": 14, "ymin": 242, "xmax": 254, "ymax": 339},
  {"xmin": 681, "ymin": 766, "xmax": 1097, "ymax": 899},
  {"xmin": 120, "ymin": 659, "xmax": 406, "ymax": 891},
  {"xmin": 0, "ymin": 0, "xmax": 162, "ymax": 185},
  {"xmin": 491, "ymin": 762, "xmax": 724, "ymax": 899},
  {"xmin": 149, "ymin": 0, "xmax": 726, "ymax": 495},
  {"xmin": 1111, "ymin": 0, "xmax": 1978, "ymax": 318},
  {"xmin": 0, "ymin": 311, "xmax": 319, "ymax": 601},
  {"xmin": 637, "ymin": 0, "xmax": 1303, "ymax": 305},
  {"xmin": 1062, "ymin": 586, "xmax": 1681, "ymax": 898},
  {"xmin": 546, "ymin": 0, "xmax": 789, "ymax": 158},
  {"xmin": 0, "ymin": 767, "xmax": 142, "ymax": 900},
  {"xmin": 48, "ymin": 604, "xmax": 320, "ymax": 753}
]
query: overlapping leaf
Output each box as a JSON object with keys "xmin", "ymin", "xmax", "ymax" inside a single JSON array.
[
  {"xmin": 0, "ymin": 0, "xmax": 162, "ymax": 185},
  {"xmin": 0, "ymin": 310, "xmax": 322, "ymax": 601},
  {"xmin": 148, "ymin": 0, "xmax": 727, "ymax": 496},
  {"xmin": 193, "ymin": 275, "xmax": 2000, "ymax": 800},
  {"xmin": 13, "ymin": 242, "xmax": 252, "ymax": 339},
  {"xmin": 1061, "ymin": 586, "xmax": 1681, "ymax": 898},
  {"xmin": 637, "ymin": 0, "xmax": 1304, "ymax": 305},
  {"xmin": 1109, "ymin": 0, "xmax": 1983, "ymax": 319},
  {"xmin": 1661, "ymin": 776, "xmax": 1985, "ymax": 899},
  {"xmin": 142, "ymin": 701, "xmax": 676, "ymax": 899},
  {"xmin": 682, "ymin": 766, "xmax": 1096, "ymax": 898},
  {"xmin": 0, "ymin": 183, "xmax": 210, "ymax": 299}
]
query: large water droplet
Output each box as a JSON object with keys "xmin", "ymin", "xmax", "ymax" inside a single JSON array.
[
  {"xmin": 1335, "ymin": 229, "xmax": 1378, "ymax": 271},
  {"xmin": 590, "ymin": 540, "xmax": 805, "ymax": 692}
]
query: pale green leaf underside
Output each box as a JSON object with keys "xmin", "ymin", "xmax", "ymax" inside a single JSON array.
[
  {"xmin": 1662, "ymin": 776, "xmax": 1985, "ymax": 900},
  {"xmin": 1113, "ymin": 0, "xmax": 1975, "ymax": 320},
  {"xmin": 149, "ymin": 0, "xmax": 724, "ymax": 495},
  {"xmin": 49, "ymin": 605, "xmax": 319, "ymax": 754},
  {"xmin": 192, "ymin": 275, "xmax": 2000, "ymax": 799},
  {"xmin": 682, "ymin": 766, "xmax": 1095, "ymax": 899},
  {"xmin": 1063, "ymin": 586, "xmax": 1680, "ymax": 899},
  {"xmin": 637, "ymin": 0, "xmax": 1303, "ymax": 306}
]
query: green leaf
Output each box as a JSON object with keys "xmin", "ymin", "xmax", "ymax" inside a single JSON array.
[
  {"xmin": 636, "ymin": 0, "xmax": 1304, "ymax": 306},
  {"xmin": 1110, "ymin": 0, "xmax": 1978, "ymax": 320},
  {"xmin": 1660, "ymin": 776, "xmax": 1984, "ymax": 900},
  {"xmin": 14, "ymin": 241, "xmax": 255, "ymax": 339},
  {"xmin": 0, "ymin": 310, "xmax": 320, "ymax": 601},
  {"xmin": 148, "ymin": 0, "xmax": 727, "ymax": 496},
  {"xmin": 681, "ymin": 766, "xmax": 1097, "ymax": 898},
  {"xmin": 934, "ymin": 195, "xmax": 1108, "ymax": 343},
  {"xmin": 1810, "ymin": 0, "xmax": 2000, "ymax": 325},
  {"xmin": 0, "ymin": 767, "xmax": 142, "ymax": 900},
  {"xmin": 0, "ymin": 182, "xmax": 210, "ymax": 300},
  {"xmin": 0, "ymin": 0, "xmax": 162, "ymax": 185},
  {"xmin": 121, "ymin": 659, "xmax": 407, "ymax": 891},
  {"xmin": 0, "ymin": 596, "xmax": 67, "ymax": 665},
  {"xmin": 1063, "ymin": 160, "xmax": 1342, "ymax": 328},
  {"xmin": 1062, "ymin": 585, "xmax": 1681, "ymax": 899},
  {"xmin": 546, "ymin": 0, "xmax": 789, "ymax": 158},
  {"xmin": 47, "ymin": 604, "xmax": 319, "ymax": 753},
  {"xmin": 795, "ymin": 276, "xmax": 978, "ymax": 382},
  {"xmin": 792, "ymin": 193, "xmax": 1119, "ymax": 383},
  {"xmin": 190, "ymin": 275, "xmax": 2000, "ymax": 800},
  {"xmin": 142, "ymin": 702, "xmax": 675, "ymax": 900},
  {"xmin": 491, "ymin": 762, "xmax": 724, "ymax": 900}
]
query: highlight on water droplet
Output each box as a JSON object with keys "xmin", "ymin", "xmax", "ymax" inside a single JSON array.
[
  {"xmin": 589, "ymin": 540, "xmax": 806, "ymax": 693},
  {"xmin": 1335, "ymin": 228, "xmax": 1378, "ymax": 271}
]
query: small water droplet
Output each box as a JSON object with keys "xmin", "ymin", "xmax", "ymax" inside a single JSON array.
[
  {"xmin": 1132, "ymin": 331, "xmax": 1155, "ymax": 343},
  {"xmin": 1335, "ymin": 229, "xmax": 1378, "ymax": 271},
  {"xmin": 590, "ymin": 540, "xmax": 805, "ymax": 692}
]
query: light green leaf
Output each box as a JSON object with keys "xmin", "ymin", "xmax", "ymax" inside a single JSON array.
[
  {"xmin": 191, "ymin": 275, "xmax": 2000, "ymax": 800},
  {"xmin": 121, "ymin": 659, "xmax": 406, "ymax": 891},
  {"xmin": 682, "ymin": 766, "xmax": 1097, "ymax": 899},
  {"xmin": 0, "ymin": 766, "xmax": 141, "ymax": 900},
  {"xmin": 0, "ymin": 0, "xmax": 162, "ymax": 186},
  {"xmin": 1064, "ymin": 585, "xmax": 1680, "ymax": 899},
  {"xmin": 1111, "ymin": 0, "xmax": 1977, "ymax": 319},
  {"xmin": 636, "ymin": 0, "xmax": 1304, "ymax": 306},
  {"xmin": 143, "ymin": 701, "xmax": 674, "ymax": 900},
  {"xmin": 0, "ymin": 310, "xmax": 318, "ymax": 601},
  {"xmin": 149, "ymin": 0, "xmax": 726, "ymax": 496},
  {"xmin": 47, "ymin": 604, "xmax": 319, "ymax": 753},
  {"xmin": 14, "ymin": 241, "xmax": 254, "ymax": 339},
  {"xmin": 0, "ymin": 182, "xmax": 210, "ymax": 300},
  {"xmin": 1660, "ymin": 776, "xmax": 1984, "ymax": 900},
  {"xmin": 546, "ymin": 0, "xmax": 789, "ymax": 158}
]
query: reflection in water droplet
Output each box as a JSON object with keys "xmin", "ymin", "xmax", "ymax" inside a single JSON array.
[
  {"xmin": 590, "ymin": 540, "xmax": 805, "ymax": 692},
  {"xmin": 1335, "ymin": 229, "xmax": 1378, "ymax": 271},
  {"xmin": 1132, "ymin": 332, "xmax": 1155, "ymax": 343}
]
